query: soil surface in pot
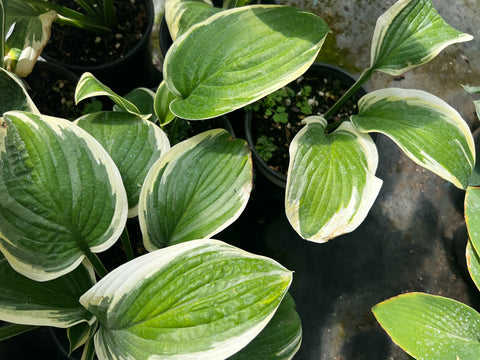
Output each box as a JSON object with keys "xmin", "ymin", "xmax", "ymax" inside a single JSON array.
[
  {"xmin": 24, "ymin": 66, "xmax": 87, "ymax": 120},
  {"xmin": 250, "ymin": 72, "xmax": 362, "ymax": 176},
  {"xmin": 43, "ymin": 0, "xmax": 149, "ymax": 66}
]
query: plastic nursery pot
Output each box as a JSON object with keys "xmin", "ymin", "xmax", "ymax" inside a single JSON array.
[
  {"xmin": 244, "ymin": 62, "xmax": 367, "ymax": 188},
  {"xmin": 23, "ymin": 60, "xmax": 86, "ymax": 120},
  {"xmin": 43, "ymin": 0, "xmax": 159, "ymax": 96}
]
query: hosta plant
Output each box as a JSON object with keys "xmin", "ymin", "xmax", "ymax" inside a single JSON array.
[
  {"xmin": 2, "ymin": 0, "xmax": 137, "ymax": 76},
  {"xmin": 0, "ymin": 0, "xmax": 329, "ymax": 356},
  {"xmin": 372, "ymin": 92, "xmax": 480, "ymax": 360}
]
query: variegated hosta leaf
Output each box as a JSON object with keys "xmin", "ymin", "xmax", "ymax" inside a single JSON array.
[
  {"xmin": 351, "ymin": 88, "xmax": 475, "ymax": 189},
  {"xmin": 154, "ymin": 80, "xmax": 178, "ymax": 126},
  {"xmin": 373, "ymin": 292, "xmax": 480, "ymax": 360},
  {"xmin": 466, "ymin": 239, "xmax": 480, "ymax": 292},
  {"xmin": 139, "ymin": 129, "xmax": 252, "ymax": 250},
  {"xmin": 370, "ymin": 0, "xmax": 473, "ymax": 75},
  {"xmin": 4, "ymin": 1, "xmax": 57, "ymax": 76},
  {"xmin": 465, "ymin": 186, "xmax": 480, "ymax": 251},
  {"xmin": 0, "ymin": 111, "xmax": 128, "ymax": 281},
  {"xmin": 0, "ymin": 67, "xmax": 38, "ymax": 114},
  {"xmin": 463, "ymin": 85, "xmax": 480, "ymax": 121},
  {"xmin": 80, "ymin": 239, "xmax": 292, "ymax": 360},
  {"xmin": 75, "ymin": 72, "xmax": 146, "ymax": 118},
  {"xmin": 165, "ymin": 0, "xmax": 222, "ymax": 41},
  {"xmin": 68, "ymin": 321, "xmax": 98, "ymax": 353},
  {"xmin": 164, "ymin": 5, "xmax": 329, "ymax": 119},
  {"xmin": 286, "ymin": 116, "xmax": 382, "ymax": 243},
  {"xmin": 75, "ymin": 111, "xmax": 170, "ymax": 217},
  {"xmin": 0, "ymin": 255, "xmax": 95, "ymax": 327},
  {"xmin": 229, "ymin": 293, "xmax": 302, "ymax": 360},
  {"xmin": 113, "ymin": 87, "xmax": 158, "ymax": 123}
]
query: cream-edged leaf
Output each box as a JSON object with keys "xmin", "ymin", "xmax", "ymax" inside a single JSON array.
[
  {"xmin": 80, "ymin": 239, "xmax": 292, "ymax": 360},
  {"xmin": 370, "ymin": 0, "xmax": 473, "ymax": 75},
  {"xmin": 373, "ymin": 292, "xmax": 480, "ymax": 360},
  {"xmin": 154, "ymin": 80, "xmax": 178, "ymax": 126},
  {"xmin": 0, "ymin": 67, "xmax": 38, "ymax": 114},
  {"xmin": 286, "ymin": 117, "xmax": 382, "ymax": 243},
  {"xmin": 466, "ymin": 239, "xmax": 480, "ymax": 292},
  {"xmin": 164, "ymin": 5, "xmax": 329, "ymax": 119},
  {"xmin": 139, "ymin": 129, "xmax": 252, "ymax": 250},
  {"xmin": 0, "ymin": 257, "xmax": 95, "ymax": 327},
  {"xmin": 75, "ymin": 111, "xmax": 170, "ymax": 217},
  {"xmin": 351, "ymin": 88, "xmax": 475, "ymax": 189},
  {"xmin": 0, "ymin": 111, "xmax": 128, "ymax": 281}
]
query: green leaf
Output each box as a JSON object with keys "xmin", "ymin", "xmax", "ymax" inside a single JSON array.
[
  {"xmin": 154, "ymin": 80, "xmax": 178, "ymax": 126},
  {"xmin": 68, "ymin": 321, "xmax": 98, "ymax": 353},
  {"xmin": 465, "ymin": 186, "xmax": 480, "ymax": 251},
  {"xmin": 463, "ymin": 85, "xmax": 480, "ymax": 121},
  {"xmin": 0, "ymin": 67, "xmax": 38, "ymax": 114},
  {"xmin": 75, "ymin": 72, "xmax": 145, "ymax": 117},
  {"xmin": 80, "ymin": 239, "xmax": 292, "ymax": 360},
  {"xmin": 4, "ymin": 0, "xmax": 57, "ymax": 76},
  {"xmin": 139, "ymin": 129, "xmax": 252, "ymax": 249},
  {"xmin": 75, "ymin": 111, "xmax": 170, "ymax": 217},
  {"xmin": 286, "ymin": 117, "xmax": 382, "ymax": 242},
  {"xmin": 165, "ymin": 0, "xmax": 222, "ymax": 41},
  {"xmin": 466, "ymin": 239, "xmax": 480, "ymax": 292},
  {"xmin": 351, "ymin": 88, "xmax": 475, "ymax": 189},
  {"xmin": 0, "ymin": 257, "xmax": 95, "ymax": 327},
  {"xmin": 164, "ymin": 5, "xmax": 329, "ymax": 119},
  {"xmin": 113, "ymin": 87, "xmax": 158, "ymax": 123},
  {"xmin": 229, "ymin": 293, "xmax": 302, "ymax": 360},
  {"xmin": 0, "ymin": 323, "xmax": 38, "ymax": 341},
  {"xmin": 373, "ymin": 292, "xmax": 480, "ymax": 360},
  {"xmin": 370, "ymin": 0, "xmax": 473, "ymax": 76},
  {"xmin": 0, "ymin": 111, "xmax": 128, "ymax": 281}
]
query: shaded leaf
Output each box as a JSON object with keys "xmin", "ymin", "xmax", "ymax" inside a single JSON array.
[
  {"xmin": 466, "ymin": 186, "xmax": 480, "ymax": 252},
  {"xmin": 373, "ymin": 292, "xmax": 480, "ymax": 360},
  {"xmin": 351, "ymin": 88, "xmax": 474, "ymax": 189},
  {"xmin": 113, "ymin": 87, "xmax": 158, "ymax": 123},
  {"xmin": 68, "ymin": 321, "xmax": 98, "ymax": 353},
  {"xmin": 164, "ymin": 5, "xmax": 329, "ymax": 119},
  {"xmin": 229, "ymin": 293, "xmax": 302, "ymax": 360},
  {"xmin": 0, "ymin": 257, "xmax": 95, "ymax": 327},
  {"xmin": 154, "ymin": 80, "xmax": 177, "ymax": 126},
  {"xmin": 75, "ymin": 111, "xmax": 170, "ymax": 217},
  {"xmin": 139, "ymin": 129, "xmax": 252, "ymax": 249},
  {"xmin": 80, "ymin": 239, "xmax": 292, "ymax": 360},
  {"xmin": 286, "ymin": 117, "xmax": 382, "ymax": 242},
  {"xmin": 0, "ymin": 67, "xmax": 38, "ymax": 114},
  {"xmin": 466, "ymin": 239, "xmax": 480, "ymax": 292}
]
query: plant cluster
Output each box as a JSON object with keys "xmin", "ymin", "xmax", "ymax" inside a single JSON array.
[{"xmin": 0, "ymin": 0, "xmax": 479, "ymax": 359}]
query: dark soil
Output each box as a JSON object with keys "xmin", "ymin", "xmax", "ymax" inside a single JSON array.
[
  {"xmin": 250, "ymin": 72, "xmax": 363, "ymax": 176},
  {"xmin": 23, "ymin": 65, "xmax": 86, "ymax": 120},
  {"xmin": 43, "ymin": 0, "xmax": 149, "ymax": 66}
]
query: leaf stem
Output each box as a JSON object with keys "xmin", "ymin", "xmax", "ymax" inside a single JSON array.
[
  {"xmin": 120, "ymin": 226, "xmax": 134, "ymax": 261},
  {"xmin": 323, "ymin": 67, "xmax": 374, "ymax": 126},
  {"xmin": 83, "ymin": 248, "xmax": 108, "ymax": 278},
  {"xmin": 0, "ymin": 323, "xmax": 38, "ymax": 341}
]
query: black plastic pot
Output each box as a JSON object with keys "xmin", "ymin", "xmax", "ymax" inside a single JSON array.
[
  {"xmin": 244, "ymin": 62, "xmax": 367, "ymax": 188},
  {"xmin": 43, "ymin": 0, "xmax": 160, "ymax": 95}
]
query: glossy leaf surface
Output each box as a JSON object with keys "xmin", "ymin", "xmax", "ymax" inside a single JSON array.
[
  {"xmin": 351, "ymin": 88, "xmax": 474, "ymax": 189},
  {"xmin": 370, "ymin": 0, "xmax": 473, "ymax": 75},
  {"xmin": 75, "ymin": 72, "xmax": 144, "ymax": 117},
  {"xmin": 165, "ymin": 0, "xmax": 222, "ymax": 41},
  {"xmin": 0, "ymin": 256, "xmax": 95, "ymax": 327},
  {"xmin": 76, "ymin": 111, "xmax": 170, "ymax": 217},
  {"xmin": 4, "ymin": 0, "xmax": 57, "ymax": 76},
  {"xmin": 286, "ymin": 117, "xmax": 382, "ymax": 242},
  {"xmin": 139, "ymin": 129, "xmax": 252, "ymax": 249},
  {"xmin": 230, "ymin": 293, "xmax": 302, "ymax": 360},
  {"xmin": 0, "ymin": 111, "xmax": 128, "ymax": 281},
  {"xmin": 80, "ymin": 239, "xmax": 292, "ymax": 360},
  {"xmin": 113, "ymin": 87, "xmax": 158, "ymax": 123},
  {"xmin": 373, "ymin": 292, "xmax": 480, "ymax": 360},
  {"xmin": 164, "ymin": 5, "xmax": 329, "ymax": 119},
  {"xmin": 0, "ymin": 67, "xmax": 38, "ymax": 114}
]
